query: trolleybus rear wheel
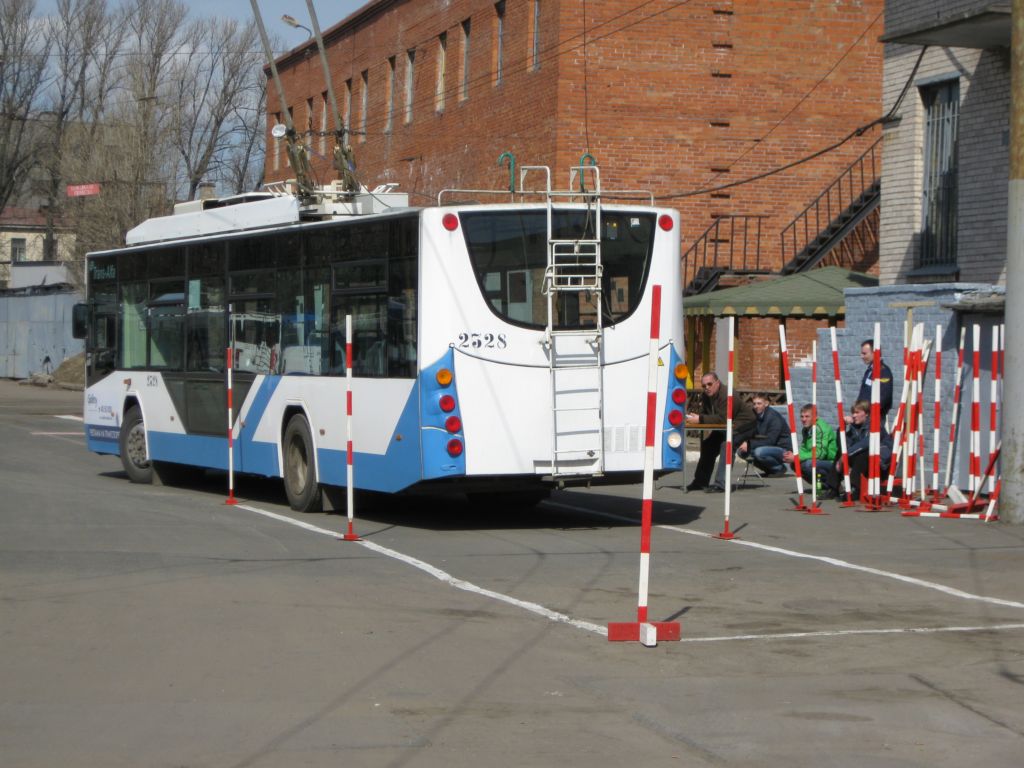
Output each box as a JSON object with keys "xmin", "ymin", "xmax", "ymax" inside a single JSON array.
[
  {"xmin": 120, "ymin": 405, "xmax": 153, "ymax": 484},
  {"xmin": 283, "ymin": 414, "xmax": 322, "ymax": 513}
]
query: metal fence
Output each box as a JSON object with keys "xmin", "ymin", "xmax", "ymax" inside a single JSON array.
[{"xmin": 0, "ymin": 287, "xmax": 83, "ymax": 379}]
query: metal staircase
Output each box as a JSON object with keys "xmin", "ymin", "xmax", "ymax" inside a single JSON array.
[
  {"xmin": 779, "ymin": 139, "xmax": 881, "ymax": 274},
  {"xmin": 526, "ymin": 164, "xmax": 605, "ymax": 479},
  {"xmin": 682, "ymin": 138, "xmax": 882, "ymax": 294}
]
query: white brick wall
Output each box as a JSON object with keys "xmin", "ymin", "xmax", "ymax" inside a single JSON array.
[{"xmin": 880, "ymin": 1, "xmax": 1009, "ymax": 286}]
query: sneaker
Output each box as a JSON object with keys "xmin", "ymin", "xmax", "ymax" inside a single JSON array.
[
  {"xmin": 685, "ymin": 481, "xmax": 707, "ymax": 492},
  {"xmin": 705, "ymin": 484, "xmax": 725, "ymax": 493}
]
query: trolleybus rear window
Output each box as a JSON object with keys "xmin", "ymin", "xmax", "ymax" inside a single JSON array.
[{"xmin": 460, "ymin": 210, "xmax": 654, "ymax": 329}]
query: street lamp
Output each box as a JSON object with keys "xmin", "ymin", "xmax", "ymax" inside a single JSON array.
[{"xmin": 281, "ymin": 14, "xmax": 312, "ymax": 37}]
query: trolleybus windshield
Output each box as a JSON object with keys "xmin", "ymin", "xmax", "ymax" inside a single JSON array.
[{"xmin": 460, "ymin": 209, "xmax": 655, "ymax": 329}]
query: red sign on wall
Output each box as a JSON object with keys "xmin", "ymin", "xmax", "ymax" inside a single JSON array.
[{"xmin": 66, "ymin": 183, "xmax": 101, "ymax": 197}]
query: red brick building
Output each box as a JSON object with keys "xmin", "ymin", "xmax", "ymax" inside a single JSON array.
[{"xmin": 267, "ymin": 0, "xmax": 883, "ymax": 391}]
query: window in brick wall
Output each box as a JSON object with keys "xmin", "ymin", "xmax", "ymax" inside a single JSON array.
[
  {"xmin": 320, "ymin": 92, "xmax": 328, "ymax": 155},
  {"xmin": 344, "ymin": 78, "xmax": 352, "ymax": 137},
  {"xmin": 386, "ymin": 56, "xmax": 396, "ymax": 132},
  {"xmin": 272, "ymin": 112, "xmax": 281, "ymax": 170},
  {"xmin": 359, "ymin": 69, "xmax": 368, "ymax": 142},
  {"xmin": 405, "ymin": 49, "xmax": 416, "ymax": 123},
  {"xmin": 919, "ymin": 79, "xmax": 959, "ymax": 268},
  {"xmin": 530, "ymin": 0, "xmax": 540, "ymax": 71},
  {"xmin": 306, "ymin": 97, "xmax": 314, "ymax": 146},
  {"xmin": 460, "ymin": 19, "xmax": 471, "ymax": 101},
  {"xmin": 494, "ymin": 1, "xmax": 505, "ymax": 86},
  {"xmin": 11, "ymin": 238, "xmax": 27, "ymax": 262},
  {"xmin": 436, "ymin": 32, "xmax": 447, "ymax": 112}
]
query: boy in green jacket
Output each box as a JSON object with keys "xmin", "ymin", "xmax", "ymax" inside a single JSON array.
[{"xmin": 782, "ymin": 404, "xmax": 838, "ymax": 489}]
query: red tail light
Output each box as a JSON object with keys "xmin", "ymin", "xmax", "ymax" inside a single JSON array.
[
  {"xmin": 658, "ymin": 214, "xmax": 674, "ymax": 231},
  {"xmin": 447, "ymin": 438, "xmax": 464, "ymax": 457},
  {"xmin": 442, "ymin": 213, "xmax": 459, "ymax": 231},
  {"xmin": 671, "ymin": 388, "xmax": 686, "ymax": 405},
  {"xmin": 445, "ymin": 415, "xmax": 462, "ymax": 433},
  {"xmin": 668, "ymin": 409, "xmax": 683, "ymax": 427},
  {"xmin": 439, "ymin": 394, "xmax": 456, "ymax": 413}
]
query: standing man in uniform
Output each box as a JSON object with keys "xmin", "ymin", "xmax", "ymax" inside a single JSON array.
[{"xmin": 855, "ymin": 339, "xmax": 894, "ymax": 422}]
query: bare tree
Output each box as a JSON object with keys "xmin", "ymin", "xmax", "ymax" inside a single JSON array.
[
  {"xmin": 0, "ymin": 0, "xmax": 49, "ymax": 213},
  {"xmin": 168, "ymin": 17, "xmax": 264, "ymax": 200},
  {"xmin": 222, "ymin": 71, "xmax": 267, "ymax": 194},
  {"xmin": 36, "ymin": 0, "xmax": 125, "ymax": 261}
]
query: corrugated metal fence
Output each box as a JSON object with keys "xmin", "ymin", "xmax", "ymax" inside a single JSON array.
[{"xmin": 0, "ymin": 287, "xmax": 84, "ymax": 379}]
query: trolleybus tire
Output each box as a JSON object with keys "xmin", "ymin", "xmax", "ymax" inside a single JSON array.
[
  {"xmin": 119, "ymin": 405, "xmax": 154, "ymax": 484},
  {"xmin": 283, "ymin": 413, "xmax": 322, "ymax": 513}
]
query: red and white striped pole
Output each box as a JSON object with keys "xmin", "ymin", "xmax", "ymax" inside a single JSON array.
[
  {"xmin": 988, "ymin": 325, "xmax": 1000, "ymax": 495},
  {"xmin": 716, "ymin": 316, "xmax": 738, "ymax": 538},
  {"xmin": 865, "ymin": 322, "xmax": 883, "ymax": 509},
  {"xmin": 917, "ymin": 344, "xmax": 929, "ymax": 499},
  {"xmin": 778, "ymin": 324, "xmax": 807, "ymax": 510},
  {"xmin": 830, "ymin": 328, "xmax": 854, "ymax": 507},
  {"xmin": 902, "ymin": 347, "xmax": 922, "ymax": 506},
  {"xmin": 970, "ymin": 324, "xmax": 982, "ymax": 494},
  {"xmin": 342, "ymin": 313, "xmax": 360, "ymax": 541},
  {"xmin": 806, "ymin": 340, "xmax": 825, "ymax": 515},
  {"xmin": 931, "ymin": 324, "xmax": 943, "ymax": 500},
  {"xmin": 883, "ymin": 367, "xmax": 913, "ymax": 505},
  {"xmin": 943, "ymin": 326, "xmax": 966, "ymax": 494},
  {"xmin": 608, "ymin": 285, "xmax": 680, "ymax": 644},
  {"xmin": 225, "ymin": 342, "xmax": 237, "ymax": 506}
]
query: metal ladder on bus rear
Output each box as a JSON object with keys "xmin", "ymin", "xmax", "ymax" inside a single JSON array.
[{"xmin": 534, "ymin": 163, "xmax": 605, "ymax": 479}]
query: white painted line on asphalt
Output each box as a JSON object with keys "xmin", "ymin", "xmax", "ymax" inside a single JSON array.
[
  {"xmin": 546, "ymin": 501, "xmax": 1024, "ymax": 612},
  {"xmin": 235, "ymin": 503, "xmax": 609, "ymax": 637},
  {"xmin": 31, "ymin": 431, "xmax": 84, "ymax": 436},
  {"xmin": 55, "ymin": 414, "xmax": 83, "ymax": 422},
  {"xmin": 230, "ymin": 501, "xmax": 1024, "ymax": 644},
  {"xmin": 679, "ymin": 623, "xmax": 1024, "ymax": 643}
]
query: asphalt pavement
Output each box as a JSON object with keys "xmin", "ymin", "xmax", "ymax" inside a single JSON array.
[{"xmin": 2, "ymin": 379, "xmax": 1023, "ymax": 768}]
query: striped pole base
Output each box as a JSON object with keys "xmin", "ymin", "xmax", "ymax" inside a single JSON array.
[{"xmin": 607, "ymin": 621, "xmax": 682, "ymax": 645}]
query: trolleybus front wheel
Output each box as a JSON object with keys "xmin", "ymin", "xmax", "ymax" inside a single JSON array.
[
  {"xmin": 119, "ymin": 405, "xmax": 154, "ymax": 484},
  {"xmin": 283, "ymin": 414, "xmax": 322, "ymax": 513}
]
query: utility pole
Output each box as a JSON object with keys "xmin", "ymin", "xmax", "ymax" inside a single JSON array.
[{"xmin": 1002, "ymin": 0, "xmax": 1024, "ymax": 524}]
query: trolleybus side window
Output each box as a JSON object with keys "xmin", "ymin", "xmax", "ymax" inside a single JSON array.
[
  {"xmin": 85, "ymin": 256, "xmax": 117, "ymax": 385},
  {"xmin": 324, "ymin": 216, "xmax": 418, "ymax": 378},
  {"xmin": 148, "ymin": 280, "xmax": 185, "ymax": 370},
  {"xmin": 186, "ymin": 242, "xmax": 227, "ymax": 373},
  {"xmin": 460, "ymin": 210, "xmax": 655, "ymax": 329}
]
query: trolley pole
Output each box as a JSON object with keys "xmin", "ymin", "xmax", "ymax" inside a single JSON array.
[{"xmin": 1003, "ymin": 0, "xmax": 1024, "ymax": 524}]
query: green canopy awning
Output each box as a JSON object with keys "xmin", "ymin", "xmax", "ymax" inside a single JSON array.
[{"xmin": 683, "ymin": 266, "xmax": 878, "ymax": 318}]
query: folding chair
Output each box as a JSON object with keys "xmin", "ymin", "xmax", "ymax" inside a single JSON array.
[{"xmin": 736, "ymin": 454, "xmax": 768, "ymax": 488}]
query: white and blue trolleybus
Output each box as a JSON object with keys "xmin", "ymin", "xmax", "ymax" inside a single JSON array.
[{"xmin": 76, "ymin": 165, "xmax": 686, "ymax": 511}]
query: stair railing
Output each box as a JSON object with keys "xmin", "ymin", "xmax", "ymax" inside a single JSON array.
[
  {"xmin": 779, "ymin": 138, "xmax": 882, "ymax": 267},
  {"xmin": 682, "ymin": 214, "xmax": 770, "ymax": 293}
]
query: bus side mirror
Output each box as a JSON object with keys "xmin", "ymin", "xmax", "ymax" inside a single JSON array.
[{"xmin": 72, "ymin": 303, "xmax": 88, "ymax": 339}]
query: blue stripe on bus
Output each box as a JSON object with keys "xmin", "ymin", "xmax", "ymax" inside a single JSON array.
[
  {"xmin": 86, "ymin": 424, "xmax": 119, "ymax": 455},
  {"xmin": 662, "ymin": 346, "xmax": 684, "ymax": 470},
  {"xmin": 317, "ymin": 380, "xmax": 423, "ymax": 493},
  {"xmin": 237, "ymin": 376, "xmax": 282, "ymax": 477},
  {"xmin": 419, "ymin": 349, "xmax": 466, "ymax": 480},
  {"xmin": 149, "ymin": 431, "xmax": 231, "ymax": 469}
]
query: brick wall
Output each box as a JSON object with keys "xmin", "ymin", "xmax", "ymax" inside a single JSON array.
[{"xmin": 269, "ymin": 0, "xmax": 884, "ymax": 269}]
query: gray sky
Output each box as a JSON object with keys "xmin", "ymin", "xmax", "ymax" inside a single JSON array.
[{"xmin": 34, "ymin": 1, "xmax": 368, "ymax": 51}]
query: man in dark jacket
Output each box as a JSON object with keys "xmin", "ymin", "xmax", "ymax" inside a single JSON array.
[
  {"xmin": 684, "ymin": 372, "xmax": 757, "ymax": 491},
  {"xmin": 737, "ymin": 394, "xmax": 790, "ymax": 476},
  {"xmin": 856, "ymin": 339, "xmax": 894, "ymax": 421},
  {"xmin": 825, "ymin": 399, "xmax": 893, "ymax": 499}
]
